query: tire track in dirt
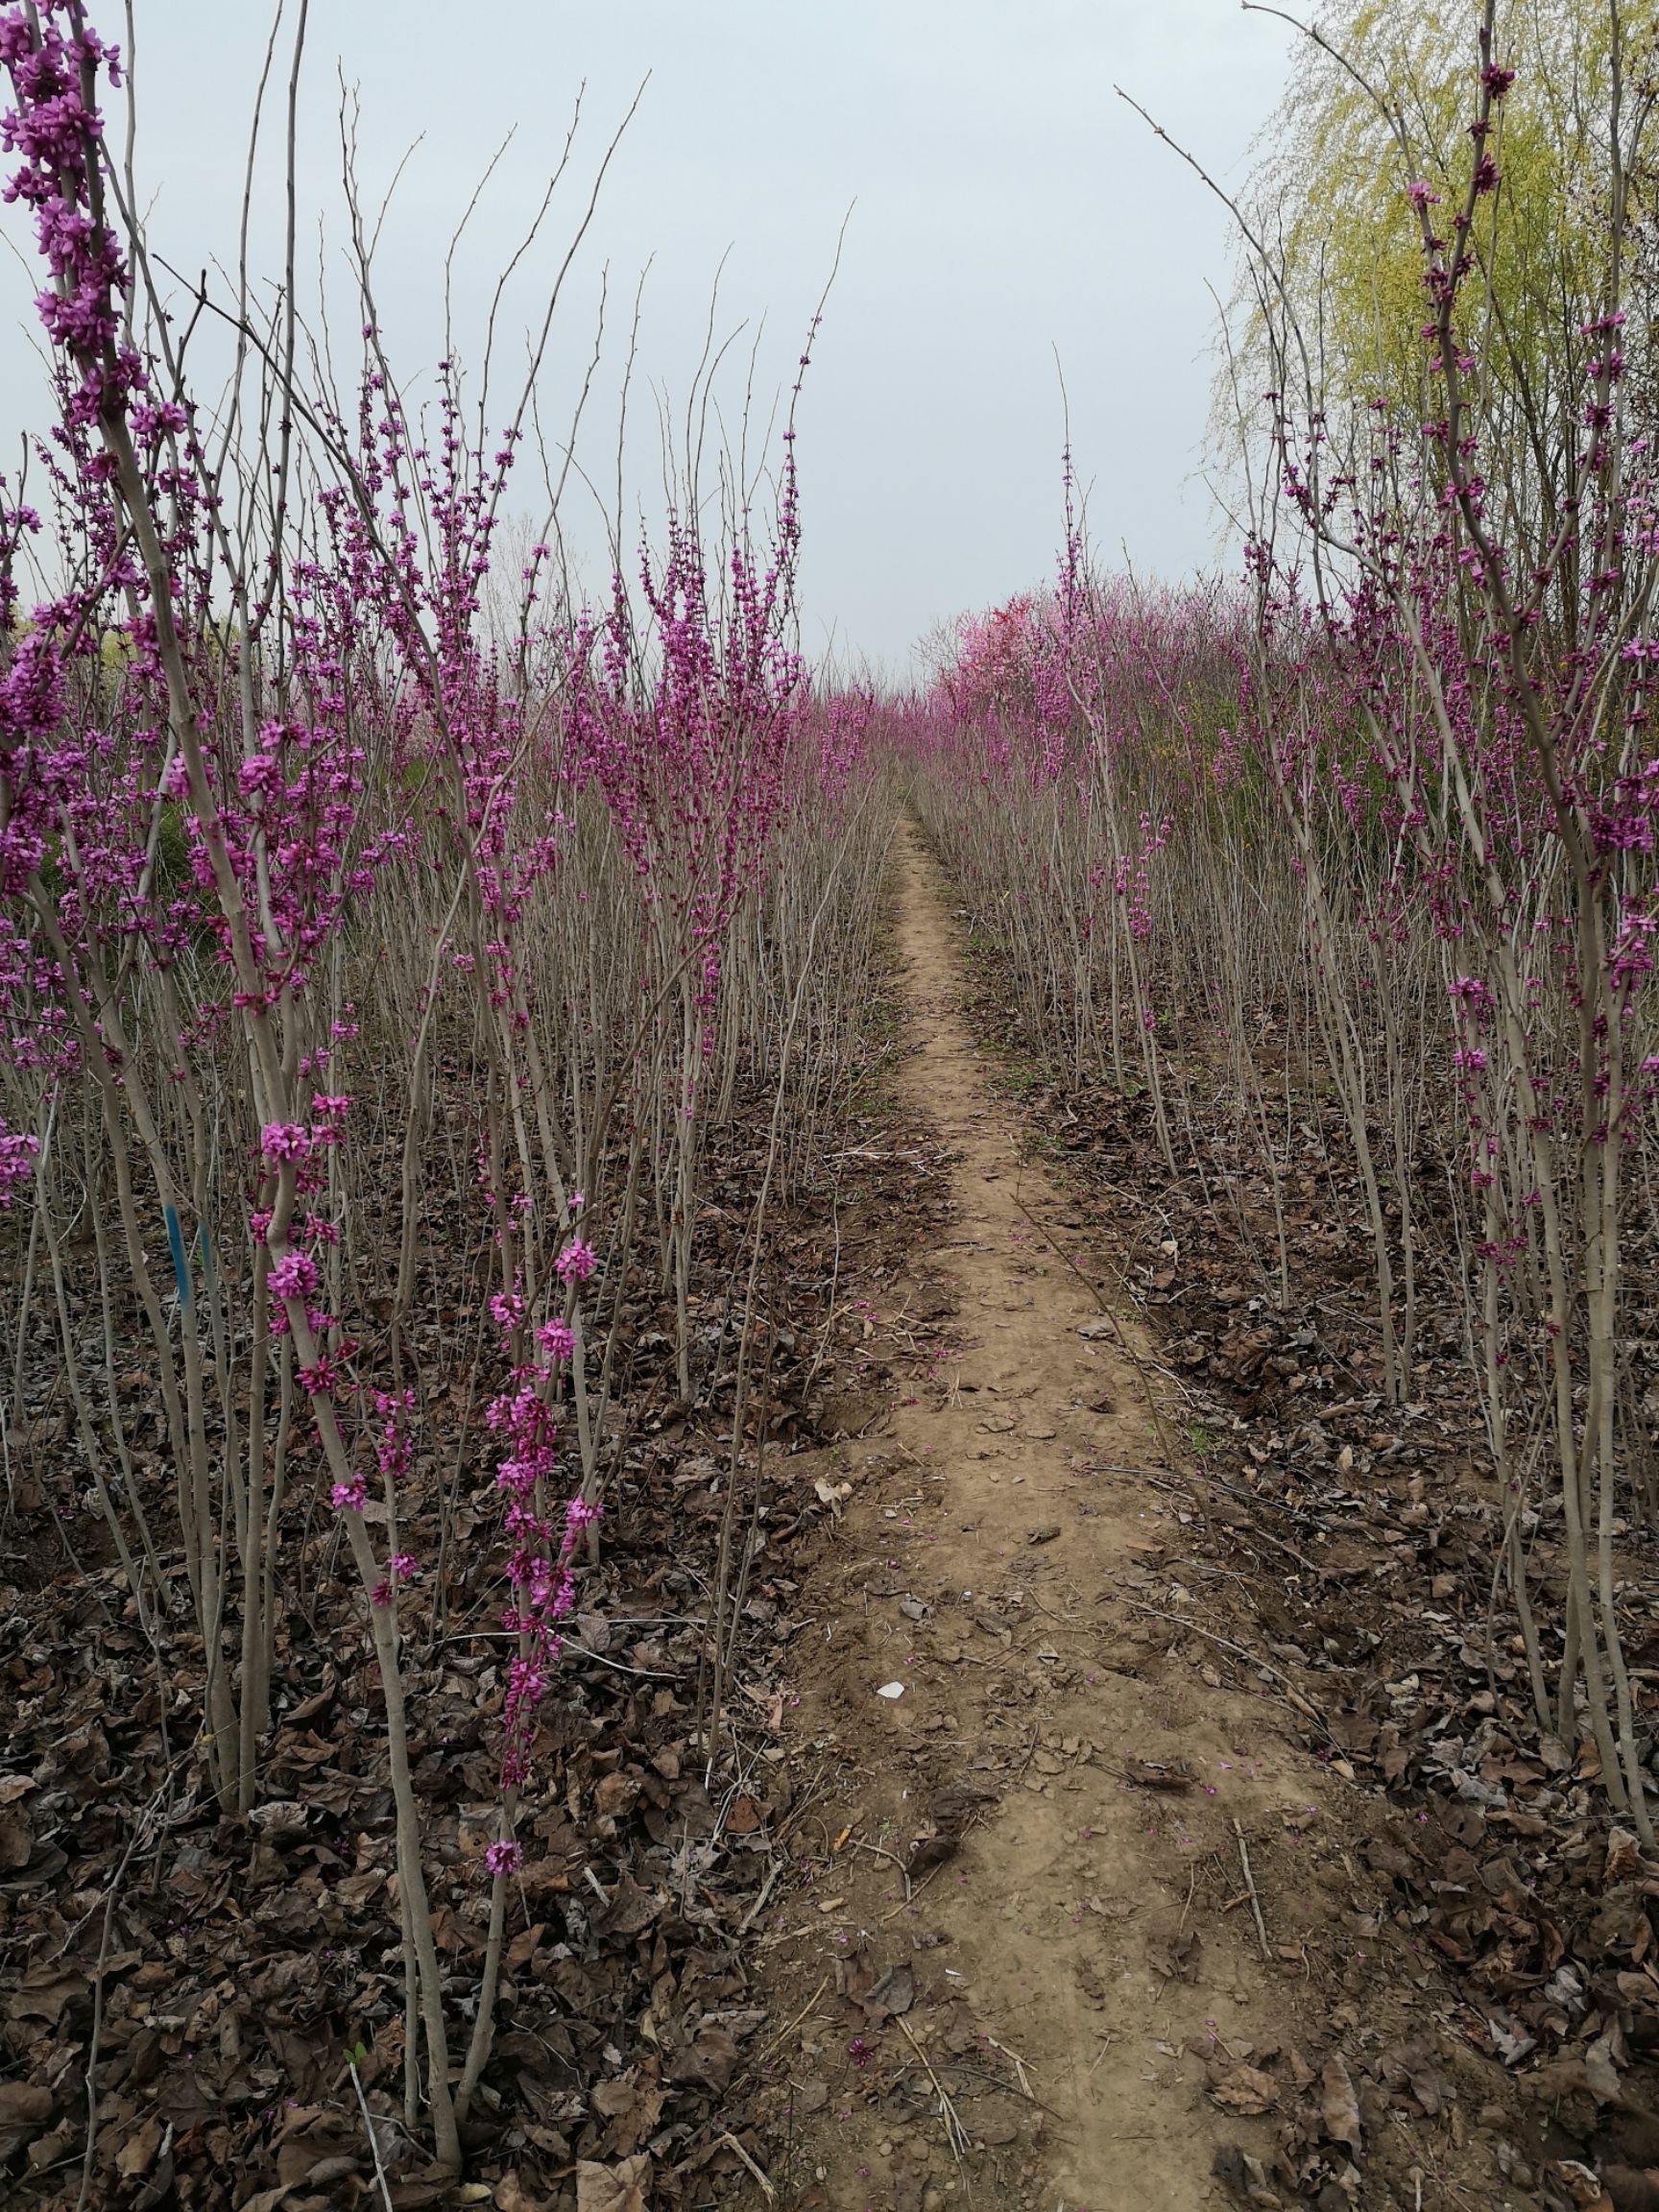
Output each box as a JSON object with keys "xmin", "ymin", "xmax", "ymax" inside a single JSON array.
[{"xmin": 770, "ymin": 819, "xmax": 1358, "ymax": 2211}]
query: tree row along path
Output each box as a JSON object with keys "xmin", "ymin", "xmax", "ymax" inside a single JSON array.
[{"xmin": 767, "ymin": 818, "xmax": 1378, "ymax": 2212}]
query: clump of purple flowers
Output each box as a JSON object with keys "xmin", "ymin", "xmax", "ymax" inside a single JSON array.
[
  {"xmin": 483, "ymin": 1265, "xmax": 604, "ymax": 1791},
  {"xmin": 555, "ymin": 1236, "xmax": 596, "ymax": 1286},
  {"xmin": 0, "ymin": 1118, "xmax": 37, "ymax": 1206},
  {"xmin": 0, "ymin": 3, "xmax": 137, "ymax": 428}
]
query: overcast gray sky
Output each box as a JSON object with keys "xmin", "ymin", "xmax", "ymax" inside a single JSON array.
[{"xmin": 2, "ymin": 2, "xmax": 1297, "ymax": 677}]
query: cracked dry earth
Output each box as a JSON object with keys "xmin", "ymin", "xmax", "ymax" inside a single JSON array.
[{"xmin": 759, "ymin": 820, "xmax": 1367, "ymax": 2212}]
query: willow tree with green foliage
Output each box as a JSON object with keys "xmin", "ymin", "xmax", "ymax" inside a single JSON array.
[{"xmin": 1230, "ymin": 0, "xmax": 1659, "ymax": 593}]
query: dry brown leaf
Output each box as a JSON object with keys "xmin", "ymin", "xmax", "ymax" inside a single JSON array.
[
  {"xmin": 665, "ymin": 2024, "xmax": 740, "ymax": 2090},
  {"xmin": 591, "ymin": 2074, "xmax": 666, "ymax": 2158},
  {"xmin": 1321, "ymin": 2053, "xmax": 1362, "ymax": 2152},
  {"xmin": 493, "ymin": 2175, "xmax": 543, "ymax": 2212},
  {"xmin": 1607, "ymin": 1829, "xmax": 1644, "ymax": 1883},
  {"xmin": 575, "ymin": 2155, "xmax": 652, "ymax": 2212},
  {"xmin": 116, "ymin": 2115, "xmax": 164, "ymax": 2179},
  {"xmin": 1146, "ymin": 1928, "xmax": 1202, "ymax": 1983},
  {"xmin": 593, "ymin": 1770, "xmax": 640, "ymax": 1818},
  {"xmin": 504, "ymin": 1920, "xmax": 545, "ymax": 1969},
  {"xmin": 1122, "ymin": 1757, "xmax": 1193, "ymax": 1792},
  {"xmin": 864, "ymin": 1962, "xmax": 915, "ymax": 2019},
  {"xmin": 1585, "ymin": 2033, "xmax": 1624, "ymax": 2104},
  {"xmin": 6, "ymin": 1964, "xmax": 86, "ymax": 2026},
  {"xmin": 1555, "ymin": 2160, "xmax": 1616, "ymax": 2209},
  {"xmin": 1213, "ymin": 2064, "xmax": 1279, "ymax": 2117},
  {"xmin": 0, "ymin": 2081, "xmax": 55, "ymax": 2142},
  {"xmin": 0, "ymin": 1807, "xmax": 34, "ymax": 1871}
]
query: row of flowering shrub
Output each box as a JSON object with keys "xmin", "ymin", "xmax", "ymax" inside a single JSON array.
[
  {"xmin": 901, "ymin": 5, "xmax": 1658, "ymax": 1839},
  {"xmin": 0, "ymin": 3, "xmax": 884, "ymax": 2165}
]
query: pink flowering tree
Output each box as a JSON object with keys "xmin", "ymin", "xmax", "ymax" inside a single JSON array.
[{"xmin": 0, "ymin": 2, "xmax": 483, "ymax": 2160}]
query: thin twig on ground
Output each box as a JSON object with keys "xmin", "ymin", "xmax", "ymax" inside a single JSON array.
[
  {"xmin": 898, "ymin": 2015, "xmax": 970, "ymax": 2161},
  {"xmin": 1234, "ymin": 1818, "xmax": 1272, "ymax": 1963},
  {"xmin": 717, "ymin": 2131, "xmax": 777, "ymax": 2200},
  {"xmin": 348, "ymin": 2058, "xmax": 397, "ymax": 2212}
]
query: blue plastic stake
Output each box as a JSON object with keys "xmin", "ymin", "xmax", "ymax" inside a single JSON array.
[{"xmin": 163, "ymin": 1202, "xmax": 192, "ymax": 1312}]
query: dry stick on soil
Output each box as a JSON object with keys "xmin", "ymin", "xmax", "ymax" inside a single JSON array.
[
  {"xmin": 1126, "ymin": 1603, "xmax": 1342, "ymax": 1748},
  {"xmin": 1143, "ymin": 1472, "xmax": 1329, "ymax": 1578},
  {"xmin": 883, "ymin": 1864, "xmax": 944, "ymax": 1922},
  {"xmin": 1007, "ymin": 1188, "xmax": 1182, "ymax": 1468},
  {"xmin": 900, "ymin": 2058, "xmax": 1066, "ymax": 2121},
  {"xmin": 737, "ymin": 1857, "xmax": 786, "ymax": 1936},
  {"xmin": 730, "ymin": 1972, "xmax": 833, "ymax": 2101},
  {"xmin": 757, "ymin": 1974, "xmax": 831, "ymax": 2063},
  {"xmin": 897, "ymin": 2014, "xmax": 970, "ymax": 2161},
  {"xmin": 844, "ymin": 1835, "xmax": 913, "ymax": 1899},
  {"xmin": 717, "ymin": 2132, "xmax": 777, "ymax": 2201},
  {"xmin": 1178, "ymin": 1859, "xmax": 1199, "ymax": 1936},
  {"xmin": 983, "ymin": 2032, "xmax": 1037, "ymax": 2100},
  {"xmin": 1233, "ymin": 1819, "xmax": 1272, "ymax": 1963},
  {"xmin": 348, "ymin": 2057, "xmax": 397, "ymax": 2212}
]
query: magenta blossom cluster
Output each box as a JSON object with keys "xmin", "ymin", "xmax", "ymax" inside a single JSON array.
[
  {"xmin": 554, "ymin": 1236, "xmax": 595, "ymax": 1285},
  {"xmin": 480, "ymin": 1266, "xmax": 603, "ymax": 1791},
  {"xmin": 564, "ymin": 455, "xmax": 811, "ymax": 1043},
  {"xmin": 0, "ymin": 3, "xmax": 136, "ymax": 428},
  {"xmin": 262, "ymin": 1100, "xmax": 355, "ymax": 1359},
  {"xmin": 0, "ymin": 1117, "xmax": 37, "ymax": 1205},
  {"xmin": 536, "ymin": 1316, "xmax": 574, "ymax": 1362}
]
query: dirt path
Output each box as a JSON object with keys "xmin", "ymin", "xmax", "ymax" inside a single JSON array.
[{"xmin": 770, "ymin": 821, "xmax": 1364, "ymax": 2211}]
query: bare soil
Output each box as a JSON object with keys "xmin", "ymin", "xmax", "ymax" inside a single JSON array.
[{"xmin": 748, "ymin": 821, "xmax": 1534, "ymax": 2211}]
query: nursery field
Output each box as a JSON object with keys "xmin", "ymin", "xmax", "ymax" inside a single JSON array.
[{"xmin": 3, "ymin": 3, "xmax": 1659, "ymax": 2210}]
